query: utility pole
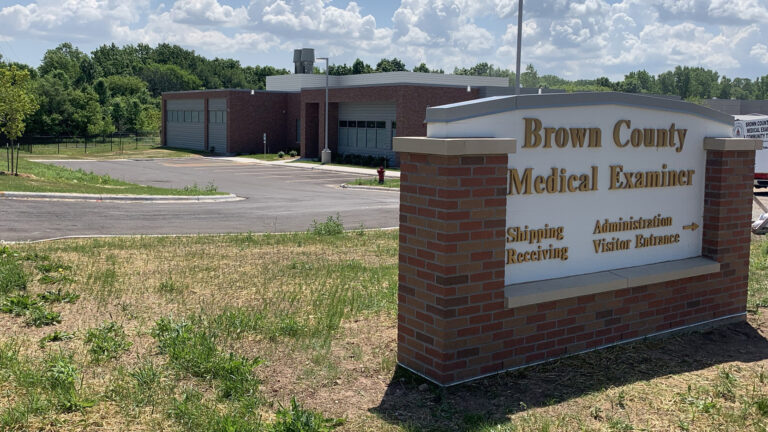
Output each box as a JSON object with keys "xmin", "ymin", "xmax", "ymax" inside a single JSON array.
[
  {"xmin": 317, "ymin": 57, "xmax": 331, "ymax": 164},
  {"xmin": 515, "ymin": 0, "xmax": 523, "ymax": 95}
]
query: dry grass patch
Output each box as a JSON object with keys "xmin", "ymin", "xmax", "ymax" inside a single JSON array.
[{"xmin": 1, "ymin": 233, "xmax": 768, "ymax": 431}]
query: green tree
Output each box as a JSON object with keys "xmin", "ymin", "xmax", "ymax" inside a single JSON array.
[
  {"xmin": 375, "ymin": 58, "xmax": 407, "ymax": 72},
  {"xmin": 351, "ymin": 59, "xmax": 373, "ymax": 74},
  {"xmin": 140, "ymin": 63, "xmax": 202, "ymax": 97},
  {"xmin": 520, "ymin": 64, "xmax": 539, "ymax": 88},
  {"xmin": 0, "ymin": 66, "xmax": 39, "ymax": 175}
]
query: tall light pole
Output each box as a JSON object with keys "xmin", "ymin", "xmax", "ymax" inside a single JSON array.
[
  {"xmin": 514, "ymin": 0, "xmax": 523, "ymax": 95},
  {"xmin": 317, "ymin": 57, "xmax": 331, "ymax": 164}
]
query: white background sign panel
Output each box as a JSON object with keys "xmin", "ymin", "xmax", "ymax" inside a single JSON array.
[{"xmin": 430, "ymin": 105, "xmax": 732, "ymax": 285}]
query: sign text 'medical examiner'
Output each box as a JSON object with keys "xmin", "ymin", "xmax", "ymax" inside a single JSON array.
[{"xmin": 508, "ymin": 118, "xmax": 693, "ymax": 196}]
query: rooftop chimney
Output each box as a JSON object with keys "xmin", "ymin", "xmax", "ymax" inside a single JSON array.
[{"xmin": 293, "ymin": 48, "xmax": 315, "ymax": 74}]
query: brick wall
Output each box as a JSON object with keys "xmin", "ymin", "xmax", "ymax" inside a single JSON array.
[
  {"xmin": 397, "ymin": 148, "xmax": 754, "ymax": 385},
  {"xmin": 163, "ymin": 90, "xmax": 302, "ymax": 154},
  {"xmin": 300, "ymin": 85, "xmax": 479, "ymax": 161}
]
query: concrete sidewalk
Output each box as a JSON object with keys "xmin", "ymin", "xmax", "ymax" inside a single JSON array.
[
  {"xmin": 220, "ymin": 157, "xmax": 401, "ymax": 179},
  {"xmin": 0, "ymin": 191, "xmax": 241, "ymax": 202}
]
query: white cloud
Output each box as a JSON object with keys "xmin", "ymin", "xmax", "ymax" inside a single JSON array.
[
  {"xmin": 169, "ymin": 0, "xmax": 249, "ymax": 26},
  {"xmin": 1, "ymin": 0, "xmax": 766, "ymax": 80}
]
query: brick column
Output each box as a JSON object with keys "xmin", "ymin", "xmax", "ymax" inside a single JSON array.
[
  {"xmin": 701, "ymin": 140, "xmax": 760, "ymax": 318},
  {"xmin": 395, "ymin": 138, "xmax": 515, "ymax": 384}
]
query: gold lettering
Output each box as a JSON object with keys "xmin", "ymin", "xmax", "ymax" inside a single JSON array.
[
  {"xmin": 676, "ymin": 128, "xmax": 687, "ymax": 153},
  {"xmin": 570, "ymin": 128, "xmax": 587, "ymax": 148},
  {"xmin": 554, "ymin": 127, "xmax": 569, "ymax": 148},
  {"xmin": 544, "ymin": 127, "xmax": 556, "ymax": 148},
  {"xmin": 613, "ymin": 120, "xmax": 631, "ymax": 147},
  {"xmin": 523, "ymin": 118, "xmax": 542, "ymax": 148},
  {"xmin": 508, "ymin": 168, "xmax": 532, "ymax": 195}
]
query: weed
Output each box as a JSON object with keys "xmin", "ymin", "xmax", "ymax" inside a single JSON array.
[
  {"xmin": 211, "ymin": 307, "xmax": 263, "ymax": 338},
  {"xmin": 606, "ymin": 416, "xmax": 634, "ymax": 431},
  {"xmin": 158, "ymin": 277, "xmax": 181, "ymax": 294},
  {"xmin": 37, "ymin": 289, "xmax": 80, "ymax": 303},
  {"xmin": 38, "ymin": 273, "xmax": 75, "ymax": 285},
  {"xmin": 272, "ymin": 398, "xmax": 345, "ymax": 432},
  {"xmin": 714, "ymin": 367, "xmax": 738, "ymax": 401},
  {"xmin": 35, "ymin": 262, "xmax": 72, "ymax": 274},
  {"xmin": 38, "ymin": 331, "xmax": 75, "ymax": 348},
  {"xmin": 0, "ymin": 255, "xmax": 28, "ymax": 295},
  {"xmin": 151, "ymin": 317, "xmax": 262, "ymax": 401},
  {"xmin": 310, "ymin": 214, "xmax": 345, "ymax": 236},
  {"xmin": 84, "ymin": 321, "xmax": 132, "ymax": 363},
  {"xmin": 182, "ymin": 181, "xmax": 218, "ymax": 194},
  {"xmin": 0, "ymin": 294, "xmax": 39, "ymax": 316},
  {"xmin": 25, "ymin": 305, "xmax": 62, "ymax": 327},
  {"xmin": 43, "ymin": 351, "xmax": 94, "ymax": 412},
  {"xmin": 169, "ymin": 388, "xmax": 263, "ymax": 432}
]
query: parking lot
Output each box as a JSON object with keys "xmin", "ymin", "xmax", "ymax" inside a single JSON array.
[{"xmin": 0, "ymin": 158, "xmax": 399, "ymax": 242}]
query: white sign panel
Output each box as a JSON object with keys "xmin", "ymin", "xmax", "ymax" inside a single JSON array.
[{"xmin": 430, "ymin": 104, "xmax": 732, "ymax": 285}]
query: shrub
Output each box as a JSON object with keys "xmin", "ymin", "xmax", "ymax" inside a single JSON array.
[
  {"xmin": 289, "ymin": 150, "xmax": 298, "ymax": 157},
  {"xmin": 310, "ymin": 214, "xmax": 345, "ymax": 236},
  {"xmin": 278, "ymin": 151, "xmax": 285, "ymax": 158}
]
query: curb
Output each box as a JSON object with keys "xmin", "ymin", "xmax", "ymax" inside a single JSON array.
[
  {"xmin": 222, "ymin": 157, "xmax": 401, "ymax": 178},
  {"xmin": 0, "ymin": 191, "xmax": 242, "ymax": 203},
  {"xmin": 340, "ymin": 184, "xmax": 399, "ymax": 192}
]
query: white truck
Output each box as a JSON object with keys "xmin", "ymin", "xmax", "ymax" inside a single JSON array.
[{"xmin": 733, "ymin": 114, "xmax": 768, "ymax": 187}]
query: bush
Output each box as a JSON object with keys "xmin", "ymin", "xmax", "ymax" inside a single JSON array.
[
  {"xmin": 278, "ymin": 151, "xmax": 285, "ymax": 158},
  {"xmin": 310, "ymin": 214, "xmax": 344, "ymax": 236},
  {"xmin": 333, "ymin": 153, "xmax": 388, "ymax": 168},
  {"xmin": 289, "ymin": 150, "xmax": 298, "ymax": 157}
]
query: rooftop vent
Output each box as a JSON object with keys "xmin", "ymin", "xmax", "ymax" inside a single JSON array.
[{"xmin": 293, "ymin": 48, "xmax": 315, "ymax": 74}]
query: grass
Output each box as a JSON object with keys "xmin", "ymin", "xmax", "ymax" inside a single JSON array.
[
  {"xmin": 0, "ymin": 158, "xmax": 226, "ymax": 195},
  {"xmin": 348, "ymin": 177, "xmax": 400, "ymax": 188},
  {"xmin": 0, "ymin": 230, "xmax": 767, "ymax": 430},
  {"xmin": 14, "ymin": 141, "xmax": 204, "ymax": 161}
]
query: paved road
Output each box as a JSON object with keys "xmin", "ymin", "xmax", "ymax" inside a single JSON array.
[{"xmin": 1, "ymin": 158, "xmax": 399, "ymax": 242}]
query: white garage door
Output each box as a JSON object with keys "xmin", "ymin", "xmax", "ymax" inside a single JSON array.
[
  {"xmin": 166, "ymin": 99, "xmax": 205, "ymax": 151},
  {"xmin": 337, "ymin": 102, "xmax": 396, "ymax": 161}
]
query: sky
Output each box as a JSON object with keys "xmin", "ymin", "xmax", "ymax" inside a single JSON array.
[{"xmin": 0, "ymin": 0, "xmax": 767, "ymax": 81}]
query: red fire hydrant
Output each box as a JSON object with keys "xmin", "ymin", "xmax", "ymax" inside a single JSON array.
[{"xmin": 377, "ymin": 166, "xmax": 385, "ymax": 184}]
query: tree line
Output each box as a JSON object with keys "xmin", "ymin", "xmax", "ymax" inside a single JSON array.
[
  {"xmin": 1, "ymin": 42, "xmax": 291, "ymax": 138},
  {"xmin": 3, "ymin": 41, "xmax": 768, "ymax": 143}
]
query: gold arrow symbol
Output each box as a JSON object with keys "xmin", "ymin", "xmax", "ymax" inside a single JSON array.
[{"xmin": 683, "ymin": 222, "xmax": 699, "ymax": 231}]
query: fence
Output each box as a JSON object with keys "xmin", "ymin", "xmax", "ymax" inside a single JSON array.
[{"xmin": 10, "ymin": 132, "xmax": 161, "ymax": 155}]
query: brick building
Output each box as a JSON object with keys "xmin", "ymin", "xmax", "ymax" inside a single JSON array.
[{"xmin": 161, "ymin": 49, "xmax": 521, "ymax": 165}]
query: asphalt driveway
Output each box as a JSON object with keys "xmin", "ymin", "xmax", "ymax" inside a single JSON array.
[{"xmin": 1, "ymin": 158, "xmax": 399, "ymax": 242}]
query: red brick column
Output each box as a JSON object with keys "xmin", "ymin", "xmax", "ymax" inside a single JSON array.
[
  {"xmin": 700, "ymin": 148, "xmax": 756, "ymax": 317},
  {"xmin": 396, "ymin": 138, "xmax": 513, "ymax": 384}
]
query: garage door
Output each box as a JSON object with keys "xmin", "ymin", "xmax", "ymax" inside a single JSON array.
[
  {"xmin": 337, "ymin": 102, "xmax": 396, "ymax": 162},
  {"xmin": 208, "ymin": 98, "xmax": 227, "ymax": 153},
  {"xmin": 166, "ymin": 99, "xmax": 205, "ymax": 151}
]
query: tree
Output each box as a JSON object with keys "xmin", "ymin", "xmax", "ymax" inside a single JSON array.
[
  {"xmin": 0, "ymin": 66, "xmax": 38, "ymax": 175},
  {"xmin": 376, "ymin": 58, "xmax": 407, "ymax": 72},
  {"xmin": 351, "ymin": 59, "xmax": 373, "ymax": 75},
  {"xmin": 520, "ymin": 64, "xmax": 539, "ymax": 88},
  {"xmin": 140, "ymin": 63, "xmax": 202, "ymax": 97}
]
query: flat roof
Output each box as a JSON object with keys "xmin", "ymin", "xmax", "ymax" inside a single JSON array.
[
  {"xmin": 425, "ymin": 92, "xmax": 734, "ymax": 125},
  {"xmin": 266, "ymin": 71, "xmax": 509, "ymax": 92}
]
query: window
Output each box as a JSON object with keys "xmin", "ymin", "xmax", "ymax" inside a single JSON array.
[
  {"xmin": 192, "ymin": 111, "xmax": 199, "ymax": 123},
  {"xmin": 184, "ymin": 111, "xmax": 191, "ymax": 122}
]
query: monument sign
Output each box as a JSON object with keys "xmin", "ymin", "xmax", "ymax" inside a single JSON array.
[{"xmin": 394, "ymin": 93, "xmax": 761, "ymax": 385}]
